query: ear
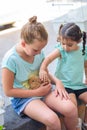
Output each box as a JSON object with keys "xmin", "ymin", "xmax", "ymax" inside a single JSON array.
[
  {"xmin": 77, "ymin": 39, "xmax": 82, "ymax": 43},
  {"xmin": 21, "ymin": 40, "xmax": 26, "ymax": 47}
]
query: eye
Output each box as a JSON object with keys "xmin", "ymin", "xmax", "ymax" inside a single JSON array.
[
  {"xmin": 33, "ymin": 49, "xmax": 39, "ymax": 52},
  {"xmin": 34, "ymin": 50, "xmax": 38, "ymax": 52},
  {"xmin": 32, "ymin": 80, "xmax": 35, "ymax": 82},
  {"xmin": 67, "ymin": 44, "xmax": 73, "ymax": 47},
  {"xmin": 62, "ymin": 42, "xmax": 66, "ymax": 45}
]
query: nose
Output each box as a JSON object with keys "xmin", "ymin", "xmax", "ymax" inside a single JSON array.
[
  {"xmin": 38, "ymin": 50, "xmax": 41, "ymax": 54},
  {"xmin": 66, "ymin": 46, "xmax": 71, "ymax": 52}
]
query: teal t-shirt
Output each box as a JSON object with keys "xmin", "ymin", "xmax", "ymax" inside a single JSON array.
[
  {"xmin": 1, "ymin": 46, "xmax": 45, "ymax": 90},
  {"xmin": 55, "ymin": 44, "xmax": 87, "ymax": 90}
]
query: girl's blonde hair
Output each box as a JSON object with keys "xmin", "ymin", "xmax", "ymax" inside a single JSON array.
[{"xmin": 21, "ymin": 16, "xmax": 48, "ymax": 44}]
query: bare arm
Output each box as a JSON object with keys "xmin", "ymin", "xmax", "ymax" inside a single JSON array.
[
  {"xmin": 40, "ymin": 49, "xmax": 60, "ymax": 70},
  {"xmin": 84, "ymin": 61, "xmax": 87, "ymax": 84},
  {"xmin": 2, "ymin": 68, "xmax": 51, "ymax": 98},
  {"xmin": 48, "ymin": 73, "xmax": 70, "ymax": 100},
  {"xmin": 39, "ymin": 49, "xmax": 60, "ymax": 81}
]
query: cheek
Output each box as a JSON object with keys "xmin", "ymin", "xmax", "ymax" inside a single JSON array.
[
  {"xmin": 63, "ymin": 45, "xmax": 71, "ymax": 52},
  {"xmin": 25, "ymin": 48, "xmax": 33, "ymax": 55},
  {"xmin": 30, "ymin": 50, "xmax": 40, "ymax": 56}
]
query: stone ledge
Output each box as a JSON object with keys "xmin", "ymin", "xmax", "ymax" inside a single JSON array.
[
  {"xmin": 4, "ymin": 100, "xmax": 85, "ymax": 130},
  {"xmin": 4, "ymin": 105, "xmax": 45, "ymax": 130}
]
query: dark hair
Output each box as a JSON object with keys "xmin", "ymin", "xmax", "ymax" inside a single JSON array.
[
  {"xmin": 58, "ymin": 23, "xmax": 87, "ymax": 55},
  {"xmin": 21, "ymin": 16, "xmax": 48, "ymax": 44},
  {"xmin": 82, "ymin": 31, "xmax": 86, "ymax": 55},
  {"xmin": 57, "ymin": 24, "xmax": 63, "ymax": 42}
]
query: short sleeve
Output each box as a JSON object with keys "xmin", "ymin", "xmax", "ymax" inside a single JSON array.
[
  {"xmin": 55, "ymin": 43, "xmax": 66, "ymax": 61},
  {"xmin": 84, "ymin": 45, "xmax": 87, "ymax": 61},
  {"xmin": 1, "ymin": 55, "xmax": 16, "ymax": 74}
]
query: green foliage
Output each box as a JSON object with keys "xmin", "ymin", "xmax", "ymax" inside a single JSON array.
[{"xmin": 0, "ymin": 126, "xmax": 4, "ymax": 130}]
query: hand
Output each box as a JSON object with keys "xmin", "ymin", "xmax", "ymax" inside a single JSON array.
[
  {"xmin": 37, "ymin": 82, "xmax": 52, "ymax": 96},
  {"xmin": 54, "ymin": 86, "xmax": 70, "ymax": 100},
  {"xmin": 39, "ymin": 70, "xmax": 48, "ymax": 82}
]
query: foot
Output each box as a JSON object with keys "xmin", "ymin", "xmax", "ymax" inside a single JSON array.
[
  {"xmin": 82, "ymin": 122, "xmax": 87, "ymax": 130},
  {"xmin": 76, "ymin": 118, "xmax": 82, "ymax": 130}
]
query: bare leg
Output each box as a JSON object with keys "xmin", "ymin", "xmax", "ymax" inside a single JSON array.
[
  {"xmin": 64, "ymin": 93, "xmax": 78, "ymax": 130},
  {"xmin": 79, "ymin": 92, "xmax": 87, "ymax": 129},
  {"xmin": 84, "ymin": 104, "xmax": 87, "ymax": 123},
  {"xmin": 23, "ymin": 99, "xmax": 61, "ymax": 130},
  {"xmin": 44, "ymin": 91, "xmax": 78, "ymax": 130}
]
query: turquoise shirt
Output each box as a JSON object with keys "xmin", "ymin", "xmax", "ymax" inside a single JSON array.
[
  {"xmin": 55, "ymin": 44, "xmax": 87, "ymax": 90},
  {"xmin": 1, "ymin": 45, "xmax": 44, "ymax": 90}
]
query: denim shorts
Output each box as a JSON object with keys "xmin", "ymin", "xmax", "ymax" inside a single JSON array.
[
  {"xmin": 11, "ymin": 96, "xmax": 44, "ymax": 116},
  {"xmin": 11, "ymin": 85, "xmax": 55, "ymax": 116}
]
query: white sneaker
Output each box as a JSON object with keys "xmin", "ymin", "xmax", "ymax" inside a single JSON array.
[
  {"xmin": 82, "ymin": 122, "xmax": 87, "ymax": 130},
  {"xmin": 76, "ymin": 118, "xmax": 82, "ymax": 130}
]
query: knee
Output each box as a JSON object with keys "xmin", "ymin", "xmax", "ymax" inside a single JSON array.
[
  {"xmin": 64, "ymin": 103, "xmax": 78, "ymax": 118},
  {"xmin": 69, "ymin": 104, "xmax": 78, "ymax": 117},
  {"xmin": 45, "ymin": 113, "xmax": 61, "ymax": 130}
]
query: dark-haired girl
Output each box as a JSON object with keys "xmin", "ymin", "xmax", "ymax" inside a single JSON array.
[{"xmin": 39, "ymin": 22, "xmax": 87, "ymax": 130}]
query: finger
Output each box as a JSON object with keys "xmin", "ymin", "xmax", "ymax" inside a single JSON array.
[
  {"xmin": 63, "ymin": 91, "xmax": 70, "ymax": 100},
  {"xmin": 58, "ymin": 90, "xmax": 63, "ymax": 99},
  {"xmin": 44, "ymin": 75, "xmax": 48, "ymax": 81},
  {"xmin": 54, "ymin": 89, "xmax": 58, "ymax": 97},
  {"xmin": 40, "ymin": 74, "xmax": 45, "ymax": 82}
]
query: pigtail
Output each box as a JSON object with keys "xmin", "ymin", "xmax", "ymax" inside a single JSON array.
[
  {"xmin": 82, "ymin": 31, "xmax": 86, "ymax": 55},
  {"xmin": 57, "ymin": 24, "xmax": 63, "ymax": 42}
]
